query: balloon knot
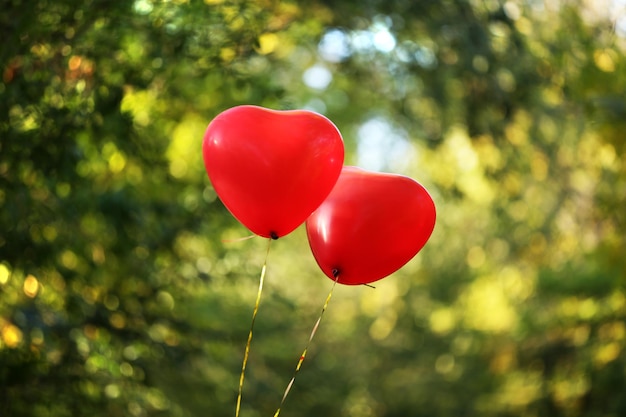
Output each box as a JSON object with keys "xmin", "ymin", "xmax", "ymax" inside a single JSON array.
[
  {"xmin": 270, "ymin": 232, "xmax": 279, "ymax": 240},
  {"xmin": 331, "ymin": 268, "xmax": 340, "ymax": 279}
]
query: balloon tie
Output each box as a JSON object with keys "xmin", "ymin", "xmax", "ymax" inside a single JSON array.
[
  {"xmin": 235, "ymin": 238, "xmax": 272, "ymax": 417},
  {"xmin": 272, "ymin": 273, "xmax": 340, "ymax": 417},
  {"xmin": 222, "ymin": 234, "xmax": 256, "ymax": 243}
]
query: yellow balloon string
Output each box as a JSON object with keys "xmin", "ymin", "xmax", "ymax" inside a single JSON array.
[
  {"xmin": 235, "ymin": 238, "xmax": 272, "ymax": 417},
  {"xmin": 273, "ymin": 273, "xmax": 340, "ymax": 417}
]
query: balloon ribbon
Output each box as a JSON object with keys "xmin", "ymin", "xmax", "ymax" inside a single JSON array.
[
  {"xmin": 222, "ymin": 234, "xmax": 256, "ymax": 243},
  {"xmin": 235, "ymin": 238, "xmax": 272, "ymax": 417},
  {"xmin": 272, "ymin": 272, "xmax": 340, "ymax": 417}
]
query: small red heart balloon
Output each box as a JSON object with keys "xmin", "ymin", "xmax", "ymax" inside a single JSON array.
[
  {"xmin": 306, "ymin": 166, "xmax": 436, "ymax": 285},
  {"xmin": 203, "ymin": 105, "xmax": 344, "ymax": 238}
]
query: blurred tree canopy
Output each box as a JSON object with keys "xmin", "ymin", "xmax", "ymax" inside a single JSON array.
[{"xmin": 1, "ymin": 0, "xmax": 625, "ymax": 416}]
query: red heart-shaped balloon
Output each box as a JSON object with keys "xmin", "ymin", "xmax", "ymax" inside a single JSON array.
[
  {"xmin": 203, "ymin": 105, "xmax": 344, "ymax": 238},
  {"xmin": 306, "ymin": 166, "xmax": 436, "ymax": 285}
]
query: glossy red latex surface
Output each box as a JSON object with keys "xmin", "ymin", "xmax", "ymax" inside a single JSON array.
[
  {"xmin": 306, "ymin": 166, "xmax": 436, "ymax": 285},
  {"xmin": 203, "ymin": 105, "xmax": 344, "ymax": 238}
]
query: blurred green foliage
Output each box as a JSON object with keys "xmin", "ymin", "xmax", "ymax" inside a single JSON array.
[{"xmin": 1, "ymin": 0, "xmax": 625, "ymax": 416}]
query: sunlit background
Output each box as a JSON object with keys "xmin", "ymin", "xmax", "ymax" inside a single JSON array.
[{"xmin": 1, "ymin": 0, "xmax": 625, "ymax": 416}]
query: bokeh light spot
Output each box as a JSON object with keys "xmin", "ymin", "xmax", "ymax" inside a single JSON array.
[
  {"xmin": 0, "ymin": 264, "xmax": 10, "ymax": 285},
  {"xmin": 1, "ymin": 322, "xmax": 23, "ymax": 348},
  {"xmin": 23, "ymin": 274, "xmax": 40, "ymax": 298}
]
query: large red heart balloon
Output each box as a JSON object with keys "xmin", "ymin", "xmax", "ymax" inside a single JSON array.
[
  {"xmin": 306, "ymin": 166, "xmax": 436, "ymax": 285},
  {"xmin": 203, "ymin": 105, "xmax": 344, "ymax": 238}
]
